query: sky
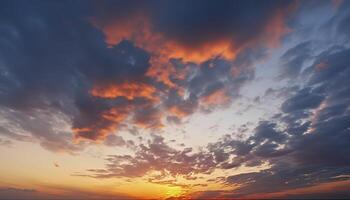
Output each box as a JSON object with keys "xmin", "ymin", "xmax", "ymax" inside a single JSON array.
[{"xmin": 0, "ymin": 0, "xmax": 350, "ymax": 199}]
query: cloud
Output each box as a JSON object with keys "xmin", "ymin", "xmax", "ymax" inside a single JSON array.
[
  {"xmin": 279, "ymin": 41, "xmax": 312, "ymax": 79},
  {"xmin": 1, "ymin": 5, "xmax": 349, "ymax": 199},
  {"xmin": 220, "ymin": 45, "xmax": 350, "ymax": 197},
  {"xmin": 199, "ymin": 86, "xmax": 231, "ymax": 108},
  {"xmin": 281, "ymin": 87, "xmax": 325, "ymax": 113},
  {"xmin": 103, "ymin": 134, "xmax": 125, "ymax": 147},
  {"xmin": 92, "ymin": 0, "xmax": 296, "ymax": 88},
  {"xmin": 81, "ymin": 44, "xmax": 350, "ymax": 198},
  {"xmin": 81, "ymin": 134, "xmax": 217, "ymax": 179},
  {"xmin": 0, "ymin": 107, "xmax": 84, "ymax": 154},
  {"xmin": 90, "ymin": 81, "xmax": 159, "ymax": 102},
  {"xmin": 1, "ymin": 0, "xmax": 286, "ymax": 147},
  {"xmin": 81, "ymin": 120, "xmax": 289, "ymax": 181}
]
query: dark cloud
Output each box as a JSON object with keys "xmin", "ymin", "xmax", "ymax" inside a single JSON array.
[
  {"xmin": 103, "ymin": 135, "xmax": 125, "ymax": 147},
  {"xmin": 92, "ymin": 0, "xmax": 295, "ymax": 60},
  {"xmin": 0, "ymin": 0, "xmax": 276, "ymax": 148},
  {"xmin": 251, "ymin": 121, "xmax": 287, "ymax": 143},
  {"xmin": 225, "ymin": 164, "xmax": 350, "ymax": 197},
  {"xmin": 331, "ymin": 1, "xmax": 350, "ymax": 41},
  {"xmin": 221, "ymin": 46, "xmax": 350, "ymax": 197},
  {"xmin": 0, "ymin": 0, "xmax": 106, "ymax": 150},
  {"xmin": 279, "ymin": 41, "xmax": 312, "ymax": 79},
  {"xmin": 149, "ymin": 0, "xmax": 294, "ymax": 47},
  {"xmin": 281, "ymin": 87, "xmax": 325, "ymax": 113},
  {"xmin": 0, "ymin": 188, "xmax": 40, "ymax": 200}
]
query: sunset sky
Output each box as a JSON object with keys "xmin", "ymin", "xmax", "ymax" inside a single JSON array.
[{"xmin": 0, "ymin": 0, "xmax": 350, "ymax": 199}]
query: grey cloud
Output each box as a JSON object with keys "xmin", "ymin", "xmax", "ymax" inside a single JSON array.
[
  {"xmin": 279, "ymin": 41, "xmax": 312, "ymax": 79},
  {"xmin": 103, "ymin": 135, "xmax": 125, "ymax": 147},
  {"xmin": 281, "ymin": 87, "xmax": 325, "ymax": 113}
]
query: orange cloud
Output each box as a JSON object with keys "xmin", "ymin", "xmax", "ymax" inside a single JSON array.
[
  {"xmin": 81, "ymin": 4, "xmax": 296, "ymax": 140},
  {"xmin": 200, "ymin": 88, "xmax": 231, "ymax": 107},
  {"xmin": 73, "ymin": 81, "xmax": 165, "ymax": 141},
  {"xmin": 146, "ymin": 56, "xmax": 179, "ymax": 89},
  {"xmin": 92, "ymin": 7, "xmax": 293, "ymax": 90},
  {"xmin": 94, "ymin": 14, "xmax": 238, "ymax": 64},
  {"xmin": 73, "ymin": 123, "xmax": 115, "ymax": 141},
  {"xmin": 90, "ymin": 81, "xmax": 159, "ymax": 103},
  {"xmin": 168, "ymin": 105, "xmax": 191, "ymax": 118},
  {"xmin": 73, "ymin": 105, "xmax": 132, "ymax": 141},
  {"xmin": 92, "ymin": 14, "xmax": 239, "ymax": 90},
  {"xmin": 101, "ymin": 106, "xmax": 131, "ymax": 123}
]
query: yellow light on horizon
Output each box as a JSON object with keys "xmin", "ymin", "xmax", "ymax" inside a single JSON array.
[{"xmin": 165, "ymin": 186, "xmax": 183, "ymax": 198}]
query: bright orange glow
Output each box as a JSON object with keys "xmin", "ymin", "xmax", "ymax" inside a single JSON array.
[
  {"xmin": 168, "ymin": 105, "xmax": 190, "ymax": 118},
  {"xmin": 91, "ymin": 81, "xmax": 159, "ymax": 102},
  {"xmin": 165, "ymin": 186, "xmax": 184, "ymax": 198}
]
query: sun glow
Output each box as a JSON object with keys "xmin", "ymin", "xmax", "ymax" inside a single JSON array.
[{"xmin": 165, "ymin": 186, "xmax": 184, "ymax": 198}]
